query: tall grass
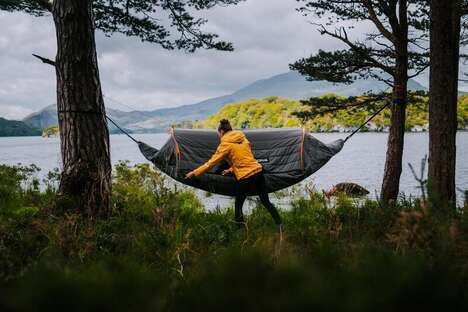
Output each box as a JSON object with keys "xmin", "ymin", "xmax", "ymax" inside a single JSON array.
[{"xmin": 1, "ymin": 163, "xmax": 467, "ymax": 311}]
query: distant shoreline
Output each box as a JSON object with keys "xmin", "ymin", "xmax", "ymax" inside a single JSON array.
[{"xmin": 1, "ymin": 129, "xmax": 467, "ymax": 139}]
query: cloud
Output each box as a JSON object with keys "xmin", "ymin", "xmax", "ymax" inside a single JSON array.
[
  {"xmin": 0, "ymin": 104, "xmax": 35, "ymax": 120},
  {"xmin": 0, "ymin": 12, "xmax": 56, "ymax": 118},
  {"xmin": 3, "ymin": 0, "xmax": 459, "ymax": 119},
  {"xmin": 0, "ymin": 0, "xmax": 338, "ymax": 119}
]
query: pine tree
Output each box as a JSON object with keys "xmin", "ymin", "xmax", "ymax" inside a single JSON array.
[
  {"xmin": 428, "ymin": 0, "xmax": 463, "ymax": 207},
  {"xmin": 0, "ymin": 0, "xmax": 242, "ymax": 215},
  {"xmin": 291, "ymin": 0, "xmax": 429, "ymax": 203}
]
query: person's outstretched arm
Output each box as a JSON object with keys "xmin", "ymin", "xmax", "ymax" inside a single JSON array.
[{"xmin": 187, "ymin": 142, "xmax": 230, "ymax": 178}]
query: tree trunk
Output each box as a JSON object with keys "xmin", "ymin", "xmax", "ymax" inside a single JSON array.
[
  {"xmin": 53, "ymin": 0, "xmax": 112, "ymax": 215},
  {"xmin": 428, "ymin": 0, "xmax": 461, "ymax": 207},
  {"xmin": 381, "ymin": 0, "xmax": 408, "ymax": 204},
  {"xmin": 381, "ymin": 80, "xmax": 407, "ymax": 203}
]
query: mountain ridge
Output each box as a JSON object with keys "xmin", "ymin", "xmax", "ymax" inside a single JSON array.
[
  {"xmin": 0, "ymin": 117, "xmax": 41, "ymax": 137},
  {"xmin": 20, "ymin": 71, "xmax": 427, "ymax": 133}
]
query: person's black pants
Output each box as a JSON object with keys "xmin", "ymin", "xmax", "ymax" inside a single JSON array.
[{"xmin": 234, "ymin": 172, "xmax": 282, "ymax": 226}]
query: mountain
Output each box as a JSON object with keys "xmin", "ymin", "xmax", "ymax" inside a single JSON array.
[
  {"xmin": 227, "ymin": 72, "xmax": 425, "ymax": 100},
  {"xmin": 0, "ymin": 117, "xmax": 41, "ymax": 137},
  {"xmin": 22, "ymin": 105, "xmax": 59, "ymax": 130},
  {"xmin": 22, "ymin": 105, "xmax": 133, "ymax": 134},
  {"xmin": 197, "ymin": 95, "xmax": 468, "ymax": 131},
  {"xmin": 126, "ymin": 72, "xmax": 426, "ymax": 131},
  {"xmin": 22, "ymin": 71, "xmax": 427, "ymax": 133}
]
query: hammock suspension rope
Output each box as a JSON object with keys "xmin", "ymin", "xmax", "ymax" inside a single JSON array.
[
  {"xmin": 104, "ymin": 98, "xmax": 392, "ymax": 145},
  {"xmin": 102, "ymin": 97, "xmax": 395, "ymax": 196},
  {"xmin": 106, "ymin": 115, "xmax": 140, "ymax": 144},
  {"xmin": 343, "ymin": 101, "xmax": 392, "ymax": 143}
]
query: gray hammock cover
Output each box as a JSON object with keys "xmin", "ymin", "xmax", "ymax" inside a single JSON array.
[{"xmin": 138, "ymin": 128, "xmax": 344, "ymax": 196}]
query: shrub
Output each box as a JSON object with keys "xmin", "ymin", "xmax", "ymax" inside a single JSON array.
[{"xmin": 1, "ymin": 163, "xmax": 468, "ymax": 310}]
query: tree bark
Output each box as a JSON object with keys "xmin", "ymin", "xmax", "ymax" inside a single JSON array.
[
  {"xmin": 53, "ymin": 0, "xmax": 112, "ymax": 215},
  {"xmin": 381, "ymin": 78, "xmax": 407, "ymax": 203},
  {"xmin": 428, "ymin": 0, "xmax": 461, "ymax": 207},
  {"xmin": 381, "ymin": 0, "xmax": 408, "ymax": 204}
]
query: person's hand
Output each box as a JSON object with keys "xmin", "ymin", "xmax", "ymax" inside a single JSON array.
[
  {"xmin": 185, "ymin": 171, "xmax": 195, "ymax": 179},
  {"xmin": 222, "ymin": 169, "xmax": 232, "ymax": 176}
]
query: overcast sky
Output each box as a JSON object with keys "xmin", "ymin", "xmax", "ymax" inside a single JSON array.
[{"xmin": 1, "ymin": 0, "xmax": 461, "ymax": 120}]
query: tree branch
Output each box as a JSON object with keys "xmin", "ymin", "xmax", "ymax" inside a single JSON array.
[
  {"xmin": 362, "ymin": 0, "xmax": 396, "ymax": 43},
  {"xmin": 318, "ymin": 25, "xmax": 394, "ymax": 75},
  {"xmin": 297, "ymin": 92, "xmax": 390, "ymax": 117},
  {"xmin": 32, "ymin": 53, "xmax": 56, "ymax": 66},
  {"xmin": 408, "ymin": 64, "xmax": 429, "ymax": 79},
  {"xmin": 462, "ymin": 0, "xmax": 468, "ymax": 16},
  {"xmin": 32, "ymin": 0, "xmax": 52, "ymax": 12},
  {"xmin": 165, "ymin": 1, "xmax": 231, "ymax": 51}
]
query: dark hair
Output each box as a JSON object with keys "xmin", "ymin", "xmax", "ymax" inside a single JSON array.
[{"xmin": 218, "ymin": 119, "xmax": 232, "ymax": 133}]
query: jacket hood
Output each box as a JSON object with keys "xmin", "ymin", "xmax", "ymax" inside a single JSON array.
[{"xmin": 221, "ymin": 130, "xmax": 248, "ymax": 144}]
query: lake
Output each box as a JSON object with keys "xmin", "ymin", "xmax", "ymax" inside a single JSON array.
[{"xmin": 1, "ymin": 132, "xmax": 467, "ymax": 207}]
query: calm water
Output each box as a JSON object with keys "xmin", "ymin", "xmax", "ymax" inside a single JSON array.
[{"xmin": 1, "ymin": 132, "xmax": 467, "ymax": 207}]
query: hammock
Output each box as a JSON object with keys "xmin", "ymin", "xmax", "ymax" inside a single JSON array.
[
  {"xmin": 106, "ymin": 101, "xmax": 390, "ymax": 196},
  {"xmin": 137, "ymin": 128, "xmax": 343, "ymax": 196}
]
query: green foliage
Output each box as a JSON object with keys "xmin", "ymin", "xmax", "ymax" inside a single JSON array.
[
  {"xmin": 1, "ymin": 163, "xmax": 468, "ymax": 310},
  {"xmin": 113, "ymin": 161, "xmax": 202, "ymax": 217},
  {"xmin": 458, "ymin": 95, "xmax": 468, "ymax": 129},
  {"xmin": 195, "ymin": 95, "xmax": 468, "ymax": 131},
  {"xmin": 292, "ymin": 49, "xmax": 377, "ymax": 84},
  {"xmin": 41, "ymin": 125, "xmax": 59, "ymax": 137},
  {"xmin": 292, "ymin": 0, "xmax": 429, "ymax": 84},
  {"xmin": 0, "ymin": 117, "xmax": 41, "ymax": 137},
  {"xmin": 196, "ymin": 97, "xmax": 302, "ymax": 129},
  {"xmin": 0, "ymin": 0, "xmax": 50, "ymax": 15},
  {"xmin": 0, "ymin": 0, "xmax": 243, "ymax": 52},
  {"xmin": 0, "ymin": 164, "xmax": 52, "ymax": 212}
]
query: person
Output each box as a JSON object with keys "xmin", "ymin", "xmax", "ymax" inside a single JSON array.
[{"xmin": 185, "ymin": 119, "xmax": 283, "ymax": 230}]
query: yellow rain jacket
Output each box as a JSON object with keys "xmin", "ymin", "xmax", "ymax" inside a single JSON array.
[{"xmin": 192, "ymin": 130, "xmax": 262, "ymax": 180}]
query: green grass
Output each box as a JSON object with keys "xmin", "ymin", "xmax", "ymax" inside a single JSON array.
[{"xmin": 1, "ymin": 163, "xmax": 468, "ymax": 311}]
